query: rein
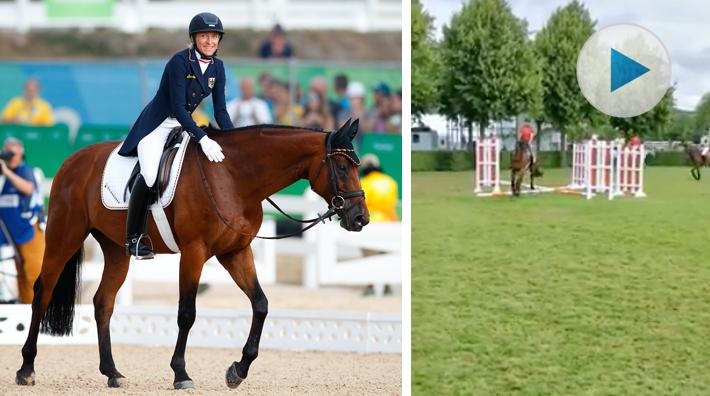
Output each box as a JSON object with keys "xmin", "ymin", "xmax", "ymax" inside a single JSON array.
[{"xmin": 193, "ymin": 132, "xmax": 362, "ymax": 240}]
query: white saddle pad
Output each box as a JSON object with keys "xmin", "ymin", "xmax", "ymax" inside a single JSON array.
[{"xmin": 101, "ymin": 132, "xmax": 190, "ymax": 210}]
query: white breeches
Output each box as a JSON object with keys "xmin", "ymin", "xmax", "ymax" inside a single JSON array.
[{"xmin": 137, "ymin": 117, "xmax": 181, "ymax": 187}]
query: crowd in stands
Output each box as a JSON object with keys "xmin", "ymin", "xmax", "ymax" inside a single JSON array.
[{"xmin": 226, "ymin": 72, "xmax": 402, "ymax": 137}]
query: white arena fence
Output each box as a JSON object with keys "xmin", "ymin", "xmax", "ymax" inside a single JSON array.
[
  {"xmin": 0, "ymin": 304, "xmax": 401, "ymax": 353},
  {"xmin": 0, "ymin": 189, "xmax": 401, "ymax": 304},
  {"xmin": 0, "ymin": 0, "xmax": 401, "ymax": 33}
]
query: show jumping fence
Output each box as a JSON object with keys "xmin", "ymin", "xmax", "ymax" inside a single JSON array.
[{"xmin": 473, "ymin": 136, "xmax": 647, "ymax": 199}]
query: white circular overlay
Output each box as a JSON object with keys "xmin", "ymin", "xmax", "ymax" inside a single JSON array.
[{"xmin": 576, "ymin": 24, "xmax": 671, "ymax": 118}]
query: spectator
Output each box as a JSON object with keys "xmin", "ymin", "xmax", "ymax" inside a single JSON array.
[
  {"xmin": 386, "ymin": 89, "xmax": 402, "ymax": 133},
  {"xmin": 257, "ymin": 72, "xmax": 275, "ymax": 115},
  {"xmin": 366, "ymin": 82, "xmax": 391, "ymax": 133},
  {"xmin": 257, "ymin": 72, "xmax": 273, "ymax": 99},
  {"xmin": 334, "ymin": 74, "xmax": 350, "ymax": 114},
  {"xmin": 0, "ymin": 137, "xmax": 45, "ymax": 304},
  {"xmin": 272, "ymin": 80, "xmax": 303, "ymax": 125},
  {"xmin": 1, "ymin": 79, "xmax": 54, "ymax": 126},
  {"xmin": 337, "ymin": 81, "xmax": 367, "ymax": 133},
  {"xmin": 300, "ymin": 90, "xmax": 334, "ymax": 131},
  {"xmin": 308, "ymin": 76, "xmax": 341, "ymax": 122},
  {"xmin": 359, "ymin": 153, "xmax": 398, "ymax": 296},
  {"xmin": 227, "ymin": 77, "xmax": 273, "ymax": 127},
  {"xmin": 360, "ymin": 153, "xmax": 398, "ymax": 222},
  {"xmin": 259, "ymin": 24, "xmax": 294, "ymax": 59}
]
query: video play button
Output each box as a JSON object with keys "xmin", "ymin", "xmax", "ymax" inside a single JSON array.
[{"xmin": 577, "ymin": 24, "xmax": 671, "ymax": 118}]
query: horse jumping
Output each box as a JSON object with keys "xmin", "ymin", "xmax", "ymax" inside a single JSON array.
[
  {"xmin": 15, "ymin": 119, "xmax": 369, "ymax": 389},
  {"xmin": 687, "ymin": 144, "xmax": 710, "ymax": 181}
]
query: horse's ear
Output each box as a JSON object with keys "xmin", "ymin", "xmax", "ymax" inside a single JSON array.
[
  {"xmin": 348, "ymin": 119, "xmax": 359, "ymax": 141},
  {"xmin": 338, "ymin": 118, "xmax": 352, "ymax": 135}
]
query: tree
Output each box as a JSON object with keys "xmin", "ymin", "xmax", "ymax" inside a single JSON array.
[
  {"xmin": 694, "ymin": 92, "xmax": 710, "ymax": 136},
  {"xmin": 412, "ymin": 0, "xmax": 440, "ymax": 120},
  {"xmin": 609, "ymin": 86, "xmax": 675, "ymax": 140},
  {"xmin": 534, "ymin": 0, "xmax": 599, "ymax": 158},
  {"xmin": 438, "ymin": 0, "xmax": 540, "ymax": 148}
]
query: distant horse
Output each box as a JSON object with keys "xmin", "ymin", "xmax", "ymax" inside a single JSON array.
[
  {"xmin": 510, "ymin": 143, "xmax": 537, "ymax": 197},
  {"xmin": 15, "ymin": 119, "xmax": 369, "ymax": 389},
  {"xmin": 686, "ymin": 144, "xmax": 710, "ymax": 180}
]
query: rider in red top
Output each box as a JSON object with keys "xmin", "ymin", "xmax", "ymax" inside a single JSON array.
[{"xmin": 518, "ymin": 124, "xmax": 535, "ymax": 164}]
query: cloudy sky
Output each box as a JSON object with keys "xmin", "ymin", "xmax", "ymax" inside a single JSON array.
[{"xmin": 421, "ymin": 0, "xmax": 710, "ymax": 111}]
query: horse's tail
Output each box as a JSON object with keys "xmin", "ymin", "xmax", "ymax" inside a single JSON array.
[{"xmin": 39, "ymin": 246, "xmax": 83, "ymax": 336}]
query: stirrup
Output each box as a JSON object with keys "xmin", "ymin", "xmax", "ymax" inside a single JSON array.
[{"xmin": 126, "ymin": 235, "xmax": 154, "ymax": 260}]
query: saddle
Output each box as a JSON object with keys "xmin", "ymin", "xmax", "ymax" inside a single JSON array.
[{"xmin": 123, "ymin": 126, "xmax": 184, "ymax": 202}]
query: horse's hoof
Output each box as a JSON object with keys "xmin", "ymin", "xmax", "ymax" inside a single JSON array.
[
  {"xmin": 107, "ymin": 377, "xmax": 125, "ymax": 388},
  {"xmin": 225, "ymin": 362, "xmax": 245, "ymax": 389},
  {"xmin": 174, "ymin": 380, "xmax": 195, "ymax": 390},
  {"xmin": 15, "ymin": 371, "xmax": 35, "ymax": 386}
]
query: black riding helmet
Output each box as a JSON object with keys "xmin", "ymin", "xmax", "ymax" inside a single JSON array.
[{"xmin": 189, "ymin": 12, "xmax": 224, "ymax": 56}]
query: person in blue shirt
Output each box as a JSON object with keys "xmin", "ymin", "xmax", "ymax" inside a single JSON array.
[
  {"xmin": 0, "ymin": 137, "xmax": 44, "ymax": 304},
  {"xmin": 118, "ymin": 12, "xmax": 234, "ymax": 259}
]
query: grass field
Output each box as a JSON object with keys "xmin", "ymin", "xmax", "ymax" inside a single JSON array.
[{"xmin": 412, "ymin": 167, "xmax": 710, "ymax": 395}]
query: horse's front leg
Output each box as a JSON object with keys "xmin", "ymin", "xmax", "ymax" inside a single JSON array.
[
  {"xmin": 217, "ymin": 247, "xmax": 268, "ymax": 389},
  {"xmin": 92, "ymin": 233, "xmax": 130, "ymax": 388},
  {"xmin": 169, "ymin": 249, "xmax": 208, "ymax": 389}
]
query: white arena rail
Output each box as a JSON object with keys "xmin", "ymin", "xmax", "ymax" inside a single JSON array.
[
  {"xmin": 0, "ymin": 0, "xmax": 402, "ymax": 33},
  {"xmin": 0, "ymin": 188, "xmax": 400, "ymax": 303},
  {"xmin": 0, "ymin": 304, "xmax": 401, "ymax": 353}
]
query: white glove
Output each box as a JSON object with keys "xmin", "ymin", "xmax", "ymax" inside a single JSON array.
[{"xmin": 199, "ymin": 136, "xmax": 224, "ymax": 162}]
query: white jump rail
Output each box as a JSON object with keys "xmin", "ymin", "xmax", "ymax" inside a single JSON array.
[
  {"xmin": 474, "ymin": 136, "xmax": 501, "ymax": 196},
  {"xmin": 0, "ymin": 304, "xmax": 401, "ymax": 353},
  {"xmin": 564, "ymin": 140, "xmax": 646, "ymax": 200}
]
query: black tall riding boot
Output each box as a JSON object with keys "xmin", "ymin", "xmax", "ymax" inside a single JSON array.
[{"xmin": 125, "ymin": 174, "xmax": 155, "ymax": 259}]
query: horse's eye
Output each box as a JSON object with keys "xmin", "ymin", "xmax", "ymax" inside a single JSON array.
[{"xmin": 338, "ymin": 164, "xmax": 347, "ymax": 172}]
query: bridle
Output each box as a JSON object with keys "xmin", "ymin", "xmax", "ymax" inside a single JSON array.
[
  {"xmin": 195, "ymin": 131, "xmax": 365, "ymax": 240},
  {"xmin": 312, "ymin": 131, "xmax": 365, "ymax": 213}
]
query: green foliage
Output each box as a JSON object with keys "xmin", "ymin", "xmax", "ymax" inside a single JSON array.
[
  {"xmin": 534, "ymin": 1, "xmax": 601, "ymax": 142},
  {"xmin": 438, "ymin": 0, "xmax": 539, "ymax": 136},
  {"xmin": 666, "ymin": 109, "xmax": 697, "ymax": 142},
  {"xmin": 694, "ymin": 92, "xmax": 710, "ymax": 135},
  {"xmin": 412, "ymin": 151, "xmax": 472, "ymax": 171},
  {"xmin": 413, "ymin": 168, "xmax": 710, "ymax": 395},
  {"xmin": 412, "ymin": 0, "xmax": 441, "ymax": 118},
  {"xmin": 610, "ymin": 87, "xmax": 675, "ymax": 139}
]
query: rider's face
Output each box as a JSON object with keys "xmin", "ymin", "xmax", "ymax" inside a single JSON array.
[{"xmin": 194, "ymin": 32, "xmax": 220, "ymax": 57}]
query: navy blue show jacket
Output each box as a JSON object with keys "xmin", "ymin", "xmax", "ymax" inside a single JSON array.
[{"xmin": 119, "ymin": 49, "xmax": 234, "ymax": 156}]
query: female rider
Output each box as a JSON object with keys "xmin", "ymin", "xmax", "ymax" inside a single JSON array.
[{"xmin": 119, "ymin": 12, "xmax": 233, "ymax": 259}]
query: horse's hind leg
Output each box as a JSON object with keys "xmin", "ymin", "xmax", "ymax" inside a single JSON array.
[
  {"xmin": 92, "ymin": 232, "xmax": 130, "ymax": 388},
  {"xmin": 16, "ymin": 220, "xmax": 89, "ymax": 385},
  {"xmin": 217, "ymin": 247, "xmax": 268, "ymax": 389},
  {"xmin": 169, "ymin": 248, "xmax": 208, "ymax": 389}
]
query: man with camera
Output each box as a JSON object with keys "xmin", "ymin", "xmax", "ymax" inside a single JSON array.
[{"xmin": 0, "ymin": 137, "xmax": 45, "ymax": 304}]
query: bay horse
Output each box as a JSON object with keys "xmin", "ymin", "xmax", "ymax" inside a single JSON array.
[
  {"xmin": 686, "ymin": 144, "xmax": 709, "ymax": 181},
  {"xmin": 510, "ymin": 143, "xmax": 535, "ymax": 197},
  {"xmin": 15, "ymin": 119, "xmax": 369, "ymax": 389}
]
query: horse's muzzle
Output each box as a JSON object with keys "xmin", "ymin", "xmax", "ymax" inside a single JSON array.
[{"xmin": 341, "ymin": 213, "xmax": 368, "ymax": 232}]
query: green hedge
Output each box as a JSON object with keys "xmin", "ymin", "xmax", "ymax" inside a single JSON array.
[
  {"xmin": 412, "ymin": 150, "xmax": 691, "ymax": 171},
  {"xmin": 412, "ymin": 151, "xmax": 472, "ymax": 171}
]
